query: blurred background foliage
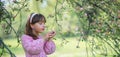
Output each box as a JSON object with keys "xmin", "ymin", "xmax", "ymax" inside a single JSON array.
[{"xmin": 0, "ymin": 0, "xmax": 120, "ymax": 57}]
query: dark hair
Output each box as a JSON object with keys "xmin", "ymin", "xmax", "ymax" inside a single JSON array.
[{"xmin": 25, "ymin": 13, "xmax": 46, "ymax": 40}]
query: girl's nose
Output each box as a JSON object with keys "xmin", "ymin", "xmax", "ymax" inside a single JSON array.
[{"xmin": 43, "ymin": 25, "xmax": 46, "ymax": 28}]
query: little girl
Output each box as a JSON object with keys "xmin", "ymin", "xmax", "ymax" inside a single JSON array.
[{"xmin": 21, "ymin": 13, "xmax": 56, "ymax": 57}]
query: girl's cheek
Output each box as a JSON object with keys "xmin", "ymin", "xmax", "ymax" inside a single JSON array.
[{"xmin": 40, "ymin": 26, "xmax": 44, "ymax": 30}]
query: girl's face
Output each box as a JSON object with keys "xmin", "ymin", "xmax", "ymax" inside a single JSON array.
[{"xmin": 31, "ymin": 21, "xmax": 45, "ymax": 33}]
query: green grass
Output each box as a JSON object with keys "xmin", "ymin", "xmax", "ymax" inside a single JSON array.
[{"xmin": 1, "ymin": 37, "xmax": 114, "ymax": 57}]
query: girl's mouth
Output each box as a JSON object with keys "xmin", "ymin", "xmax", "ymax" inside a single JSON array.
[{"xmin": 42, "ymin": 28, "xmax": 45, "ymax": 30}]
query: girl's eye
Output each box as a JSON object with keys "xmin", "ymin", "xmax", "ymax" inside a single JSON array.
[
  {"xmin": 38, "ymin": 23, "xmax": 44, "ymax": 25},
  {"xmin": 39, "ymin": 23, "xmax": 42, "ymax": 25}
]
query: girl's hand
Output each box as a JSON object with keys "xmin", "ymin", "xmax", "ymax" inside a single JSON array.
[{"xmin": 45, "ymin": 31, "xmax": 56, "ymax": 41}]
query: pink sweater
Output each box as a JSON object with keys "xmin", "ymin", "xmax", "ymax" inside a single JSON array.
[{"xmin": 21, "ymin": 35, "xmax": 56, "ymax": 57}]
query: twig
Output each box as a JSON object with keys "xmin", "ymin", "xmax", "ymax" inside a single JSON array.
[{"xmin": 0, "ymin": 38, "xmax": 16, "ymax": 57}]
